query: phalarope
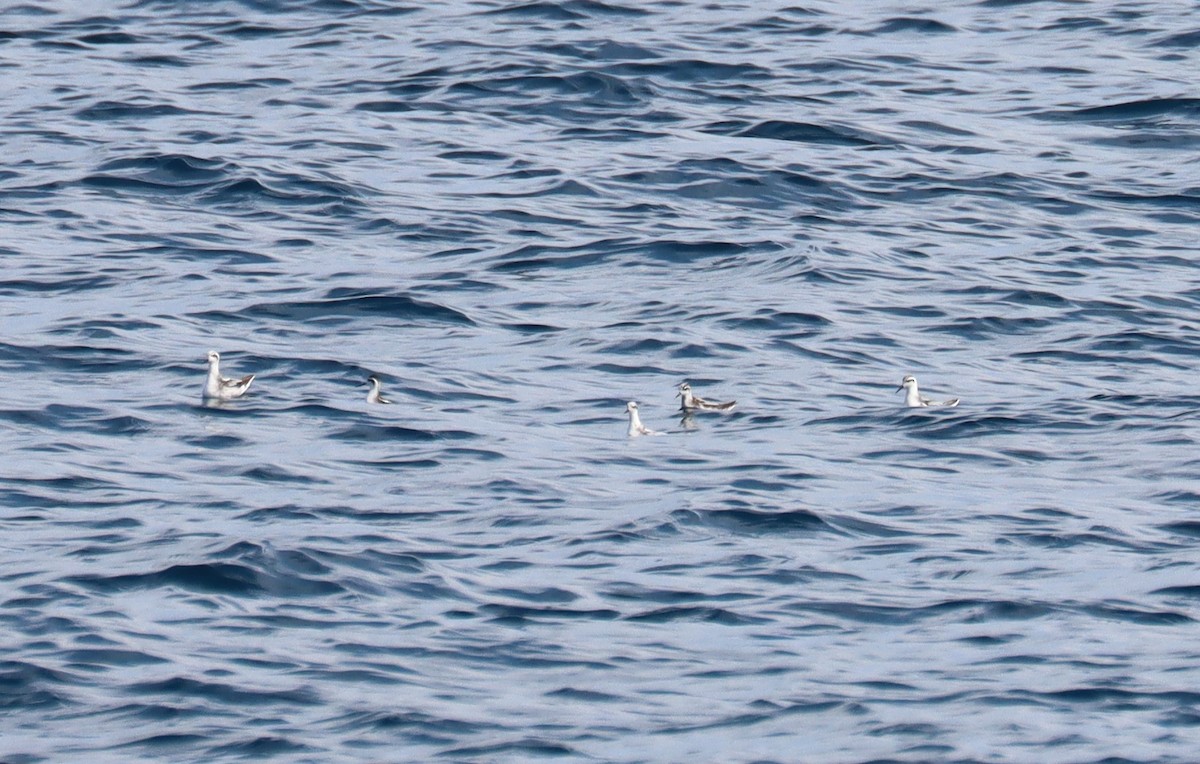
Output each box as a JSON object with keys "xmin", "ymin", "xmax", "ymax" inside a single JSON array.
[
  {"xmin": 203, "ymin": 350, "xmax": 255, "ymax": 401},
  {"xmin": 365, "ymin": 375, "xmax": 392, "ymax": 404},
  {"xmin": 626, "ymin": 401, "xmax": 662, "ymax": 437},
  {"xmin": 677, "ymin": 382, "xmax": 736, "ymax": 412},
  {"xmin": 898, "ymin": 375, "xmax": 959, "ymax": 408}
]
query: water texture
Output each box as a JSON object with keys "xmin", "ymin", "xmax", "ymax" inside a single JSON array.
[{"xmin": 1, "ymin": 1, "xmax": 1199, "ymax": 761}]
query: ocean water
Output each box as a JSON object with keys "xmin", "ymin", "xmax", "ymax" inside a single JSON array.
[{"xmin": 2, "ymin": 1, "xmax": 1199, "ymax": 761}]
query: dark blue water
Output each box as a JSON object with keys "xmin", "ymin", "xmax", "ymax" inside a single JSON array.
[{"xmin": 2, "ymin": 1, "xmax": 1199, "ymax": 761}]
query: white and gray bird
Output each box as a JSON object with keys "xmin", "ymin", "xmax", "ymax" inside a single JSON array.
[
  {"xmin": 365, "ymin": 375, "xmax": 392, "ymax": 404},
  {"xmin": 677, "ymin": 382, "xmax": 736, "ymax": 413},
  {"xmin": 626, "ymin": 401, "xmax": 662, "ymax": 437},
  {"xmin": 897, "ymin": 375, "xmax": 959, "ymax": 408},
  {"xmin": 203, "ymin": 350, "xmax": 255, "ymax": 401}
]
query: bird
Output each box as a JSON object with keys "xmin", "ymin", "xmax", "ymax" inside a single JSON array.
[
  {"xmin": 203, "ymin": 350, "xmax": 255, "ymax": 401},
  {"xmin": 626, "ymin": 401, "xmax": 662, "ymax": 437},
  {"xmin": 364, "ymin": 375, "xmax": 392, "ymax": 404},
  {"xmin": 897, "ymin": 375, "xmax": 958, "ymax": 407},
  {"xmin": 677, "ymin": 382, "xmax": 736, "ymax": 413}
]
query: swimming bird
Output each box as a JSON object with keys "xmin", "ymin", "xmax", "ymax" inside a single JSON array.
[
  {"xmin": 677, "ymin": 382, "xmax": 736, "ymax": 412},
  {"xmin": 626, "ymin": 401, "xmax": 662, "ymax": 437},
  {"xmin": 897, "ymin": 375, "xmax": 958, "ymax": 408},
  {"xmin": 365, "ymin": 375, "xmax": 392, "ymax": 404},
  {"xmin": 203, "ymin": 350, "xmax": 255, "ymax": 401}
]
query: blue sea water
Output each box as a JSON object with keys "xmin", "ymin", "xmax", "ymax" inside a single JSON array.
[{"xmin": 1, "ymin": 0, "xmax": 1199, "ymax": 761}]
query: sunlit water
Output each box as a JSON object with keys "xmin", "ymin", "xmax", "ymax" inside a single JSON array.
[{"xmin": 2, "ymin": 1, "xmax": 1199, "ymax": 761}]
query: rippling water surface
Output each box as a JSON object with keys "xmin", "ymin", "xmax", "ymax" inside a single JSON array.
[{"xmin": 3, "ymin": 1, "xmax": 1200, "ymax": 761}]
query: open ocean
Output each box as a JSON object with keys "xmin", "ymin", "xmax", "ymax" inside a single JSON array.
[{"xmin": 2, "ymin": 1, "xmax": 1199, "ymax": 761}]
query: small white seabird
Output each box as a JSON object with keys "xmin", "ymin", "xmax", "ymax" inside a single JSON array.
[
  {"xmin": 626, "ymin": 401, "xmax": 662, "ymax": 437},
  {"xmin": 898, "ymin": 375, "xmax": 959, "ymax": 408},
  {"xmin": 203, "ymin": 350, "xmax": 255, "ymax": 401},
  {"xmin": 677, "ymin": 382, "xmax": 736, "ymax": 413},
  {"xmin": 365, "ymin": 375, "xmax": 392, "ymax": 405}
]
